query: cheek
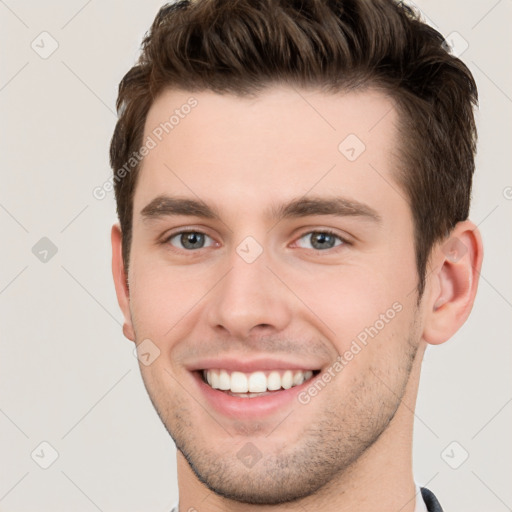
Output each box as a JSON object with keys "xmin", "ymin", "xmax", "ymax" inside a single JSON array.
[
  {"xmin": 291, "ymin": 261, "xmax": 418, "ymax": 375},
  {"xmin": 298, "ymin": 266, "xmax": 406, "ymax": 334},
  {"xmin": 128, "ymin": 255, "xmax": 219, "ymax": 341},
  {"xmin": 128, "ymin": 262, "xmax": 180, "ymax": 337}
]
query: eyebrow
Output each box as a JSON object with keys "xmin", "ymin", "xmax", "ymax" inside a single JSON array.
[{"xmin": 140, "ymin": 195, "xmax": 382, "ymax": 224}]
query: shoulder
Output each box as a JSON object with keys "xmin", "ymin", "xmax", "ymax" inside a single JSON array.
[{"xmin": 421, "ymin": 487, "xmax": 444, "ymax": 512}]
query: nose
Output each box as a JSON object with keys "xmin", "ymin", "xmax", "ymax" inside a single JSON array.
[{"xmin": 206, "ymin": 247, "xmax": 292, "ymax": 340}]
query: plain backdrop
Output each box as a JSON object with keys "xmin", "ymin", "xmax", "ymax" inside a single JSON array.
[{"xmin": 0, "ymin": 1, "xmax": 511, "ymax": 511}]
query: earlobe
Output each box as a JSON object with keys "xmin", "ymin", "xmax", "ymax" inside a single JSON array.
[
  {"xmin": 423, "ymin": 220, "xmax": 483, "ymax": 345},
  {"xmin": 111, "ymin": 224, "xmax": 136, "ymax": 342}
]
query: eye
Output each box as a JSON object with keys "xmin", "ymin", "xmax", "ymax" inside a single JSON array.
[
  {"xmin": 165, "ymin": 230, "xmax": 216, "ymax": 250},
  {"xmin": 295, "ymin": 230, "xmax": 346, "ymax": 251}
]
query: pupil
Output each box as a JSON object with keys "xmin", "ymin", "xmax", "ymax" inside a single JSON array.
[
  {"xmin": 182, "ymin": 232, "xmax": 204, "ymax": 249},
  {"xmin": 312, "ymin": 233, "xmax": 334, "ymax": 249}
]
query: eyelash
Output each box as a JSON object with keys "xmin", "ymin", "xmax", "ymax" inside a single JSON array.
[
  {"xmin": 162, "ymin": 229, "xmax": 350, "ymax": 253},
  {"xmin": 294, "ymin": 229, "xmax": 349, "ymax": 251}
]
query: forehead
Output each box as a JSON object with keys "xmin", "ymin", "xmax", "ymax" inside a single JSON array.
[{"xmin": 135, "ymin": 86, "xmax": 403, "ymax": 219}]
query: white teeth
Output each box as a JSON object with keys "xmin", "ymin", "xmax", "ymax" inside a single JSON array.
[
  {"xmin": 218, "ymin": 369, "xmax": 231, "ymax": 390},
  {"xmin": 210, "ymin": 370, "xmax": 220, "ymax": 389},
  {"xmin": 281, "ymin": 370, "xmax": 293, "ymax": 389},
  {"xmin": 293, "ymin": 371, "xmax": 304, "ymax": 386},
  {"xmin": 267, "ymin": 371, "xmax": 281, "ymax": 391},
  {"xmin": 230, "ymin": 371, "xmax": 248, "ymax": 393},
  {"xmin": 248, "ymin": 371, "xmax": 267, "ymax": 392},
  {"xmin": 203, "ymin": 368, "xmax": 316, "ymax": 394}
]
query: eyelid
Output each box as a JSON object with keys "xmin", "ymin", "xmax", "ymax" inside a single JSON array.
[
  {"xmin": 161, "ymin": 227, "xmax": 218, "ymax": 247},
  {"xmin": 291, "ymin": 229, "xmax": 351, "ymax": 251},
  {"xmin": 160, "ymin": 227, "xmax": 352, "ymax": 252}
]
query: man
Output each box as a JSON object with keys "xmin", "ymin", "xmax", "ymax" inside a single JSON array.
[{"xmin": 110, "ymin": 1, "xmax": 483, "ymax": 510}]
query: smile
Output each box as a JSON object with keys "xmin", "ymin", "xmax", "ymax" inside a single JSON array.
[{"xmin": 201, "ymin": 369, "xmax": 320, "ymax": 398}]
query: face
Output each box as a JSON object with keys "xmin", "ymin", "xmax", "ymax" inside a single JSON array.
[{"xmin": 122, "ymin": 86, "xmax": 426, "ymax": 504}]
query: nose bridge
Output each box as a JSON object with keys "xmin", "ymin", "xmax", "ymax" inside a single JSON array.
[{"xmin": 207, "ymin": 240, "xmax": 291, "ymax": 338}]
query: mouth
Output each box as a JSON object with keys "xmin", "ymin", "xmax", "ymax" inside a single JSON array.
[
  {"xmin": 199, "ymin": 368, "xmax": 321, "ymax": 398},
  {"xmin": 189, "ymin": 365, "xmax": 323, "ymax": 419}
]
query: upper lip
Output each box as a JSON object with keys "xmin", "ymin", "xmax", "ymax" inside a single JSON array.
[{"xmin": 187, "ymin": 357, "xmax": 322, "ymax": 373}]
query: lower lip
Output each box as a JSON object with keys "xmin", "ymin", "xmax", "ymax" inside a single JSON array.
[{"xmin": 191, "ymin": 371, "xmax": 318, "ymax": 420}]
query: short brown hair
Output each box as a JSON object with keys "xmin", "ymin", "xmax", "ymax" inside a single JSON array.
[{"xmin": 110, "ymin": 0, "xmax": 478, "ymax": 297}]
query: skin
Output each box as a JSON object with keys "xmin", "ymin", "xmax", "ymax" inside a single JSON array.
[{"xmin": 111, "ymin": 86, "xmax": 483, "ymax": 512}]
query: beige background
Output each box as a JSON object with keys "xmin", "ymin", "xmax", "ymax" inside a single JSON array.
[{"xmin": 0, "ymin": 1, "xmax": 511, "ymax": 510}]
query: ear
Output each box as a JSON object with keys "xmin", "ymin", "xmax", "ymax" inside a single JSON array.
[
  {"xmin": 111, "ymin": 224, "xmax": 136, "ymax": 342},
  {"xmin": 423, "ymin": 220, "xmax": 484, "ymax": 345}
]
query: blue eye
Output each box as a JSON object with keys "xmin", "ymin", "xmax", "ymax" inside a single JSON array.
[
  {"xmin": 166, "ymin": 231, "xmax": 215, "ymax": 250},
  {"xmin": 296, "ymin": 231, "xmax": 345, "ymax": 250}
]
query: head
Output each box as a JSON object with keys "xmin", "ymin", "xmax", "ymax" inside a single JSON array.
[{"xmin": 110, "ymin": 0, "xmax": 482, "ymax": 506}]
